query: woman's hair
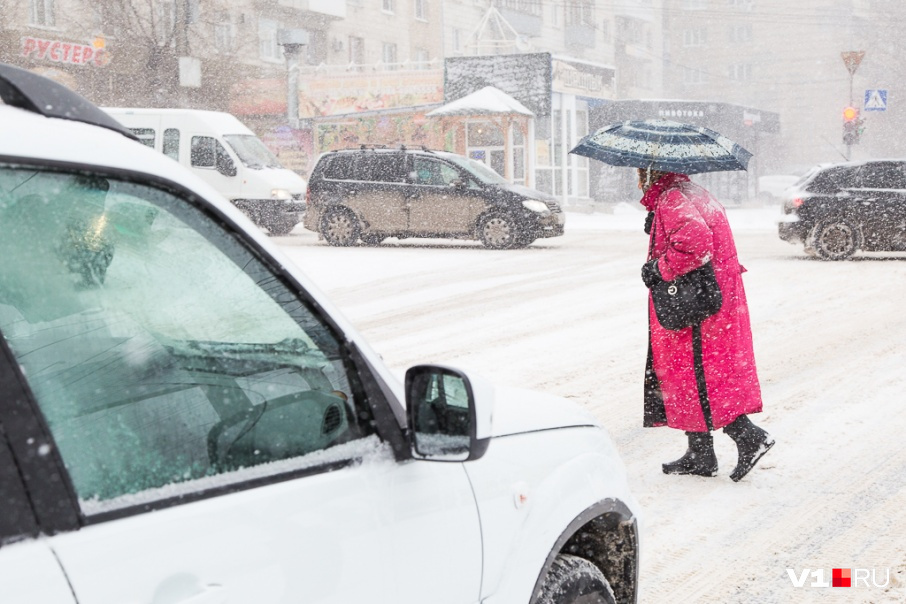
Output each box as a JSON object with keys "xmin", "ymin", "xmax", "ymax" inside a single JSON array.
[{"xmin": 637, "ymin": 167, "xmax": 669, "ymax": 191}]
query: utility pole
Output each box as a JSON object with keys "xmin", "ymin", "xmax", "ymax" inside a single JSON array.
[
  {"xmin": 278, "ymin": 30, "xmax": 310, "ymax": 129},
  {"xmin": 841, "ymin": 51, "xmax": 865, "ymax": 160}
]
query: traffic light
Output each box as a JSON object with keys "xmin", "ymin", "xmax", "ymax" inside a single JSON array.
[{"xmin": 843, "ymin": 106, "xmax": 863, "ymax": 145}]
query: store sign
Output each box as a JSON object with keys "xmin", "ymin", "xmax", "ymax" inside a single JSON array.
[
  {"xmin": 298, "ymin": 70, "xmax": 443, "ymax": 119},
  {"xmin": 21, "ymin": 36, "xmax": 110, "ymax": 68},
  {"xmin": 552, "ymin": 60, "xmax": 613, "ymax": 100}
]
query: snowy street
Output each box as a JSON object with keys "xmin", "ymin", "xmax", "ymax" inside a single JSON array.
[{"xmin": 275, "ymin": 206, "xmax": 906, "ymax": 603}]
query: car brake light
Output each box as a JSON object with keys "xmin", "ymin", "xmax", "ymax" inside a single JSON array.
[{"xmin": 792, "ymin": 197, "xmax": 804, "ymax": 208}]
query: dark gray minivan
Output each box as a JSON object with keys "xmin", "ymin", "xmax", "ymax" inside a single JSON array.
[{"xmin": 303, "ymin": 146, "xmax": 565, "ymax": 249}]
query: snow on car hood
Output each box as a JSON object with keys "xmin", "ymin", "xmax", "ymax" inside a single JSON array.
[{"xmin": 490, "ymin": 385, "xmax": 599, "ymax": 437}]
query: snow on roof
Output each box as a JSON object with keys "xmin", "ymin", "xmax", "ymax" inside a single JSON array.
[{"xmin": 427, "ymin": 86, "xmax": 534, "ymax": 118}]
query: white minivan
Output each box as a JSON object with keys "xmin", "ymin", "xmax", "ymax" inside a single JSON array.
[
  {"xmin": 103, "ymin": 107, "xmax": 307, "ymax": 235},
  {"xmin": 1, "ymin": 64, "xmax": 640, "ymax": 604}
]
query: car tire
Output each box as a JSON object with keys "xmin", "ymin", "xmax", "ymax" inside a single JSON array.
[
  {"xmin": 534, "ymin": 554, "xmax": 616, "ymax": 604},
  {"xmin": 811, "ymin": 218, "xmax": 861, "ymax": 260},
  {"xmin": 320, "ymin": 207, "xmax": 361, "ymax": 247},
  {"xmin": 360, "ymin": 233, "xmax": 384, "ymax": 246},
  {"xmin": 265, "ymin": 216, "xmax": 299, "ymax": 236},
  {"xmin": 478, "ymin": 212, "xmax": 521, "ymax": 249}
]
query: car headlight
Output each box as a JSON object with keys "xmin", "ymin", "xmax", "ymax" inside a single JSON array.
[
  {"xmin": 522, "ymin": 199, "xmax": 550, "ymax": 214},
  {"xmin": 271, "ymin": 188, "xmax": 292, "ymax": 200}
]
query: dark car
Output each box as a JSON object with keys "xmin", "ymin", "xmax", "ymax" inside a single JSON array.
[
  {"xmin": 303, "ymin": 146, "xmax": 565, "ymax": 249},
  {"xmin": 778, "ymin": 160, "xmax": 906, "ymax": 259}
]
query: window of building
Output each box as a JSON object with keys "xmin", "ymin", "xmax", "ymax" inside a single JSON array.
[
  {"xmin": 565, "ymin": 0, "xmax": 594, "ymax": 26},
  {"xmin": 683, "ymin": 28, "xmax": 707, "ymax": 47},
  {"xmin": 601, "ymin": 19, "xmax": 610, "ymax": 41},
  {"xmin": 382, "ymin": 42, "xmax": 398, "ymax": 70},
  {"xmin": 414, "ymin": 48, "xmax": 430, "ymax": 70},
  {"xmin": 29, "ymin": 0, "xmax": 55, "ymax": 26},
  {"xmin": 348, "ymin": 36, "xmax": 364, "ymax": 67},
  {"xmin": 682, "ymin": 0, "xmax": 707, "ymax": 9},
  {"xmin": 729, "ymin": 23, "xmax": 753, "ymax": 43},
  {"xmin": 552, "ymin": 4, "xmax": 560, "ymax": 26},
  {"xmin": 728, "ymin": 63, "xmax": 753, "ymax": 81},
  {"xmin": 155, "ymin": 0, "xmax": 176, "ymax": 44},
  {"xmin": 616, "ymin": 16, "xmax": 644, "ymax": 44},
  {"xmin": 452, "ymin": 28, "xmax": 462, "ymax": 53},
  {"xmin": 415, "ymin": 0, "xmax": 428, "ymax": 20},
  {"xmin": 214, "ymin": 22, "xmax": 232, "ymax": 52},
  {"xmin": 382, "ymin": 0, "xmax": 395, "ymax": 14},
  {"xmin": 258, "ymin": 18, "xmax": 281, "ymax": 62},
  {"xmin": 493, "ymin": 0, "xmax": 542, "ymax": 16},
  {"xmin": 683, "ymin": 67, "xmax": 709, "ymax": 85}
]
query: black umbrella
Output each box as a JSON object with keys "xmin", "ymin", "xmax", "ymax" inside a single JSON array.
[{"xmin": 569, "ymin": 119, "xmax": 752, "ymax": 175}]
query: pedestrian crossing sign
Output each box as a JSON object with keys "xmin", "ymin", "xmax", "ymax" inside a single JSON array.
[{"xmin": 864, "ymin": 89, "xmax": 888, "ymax": 111}]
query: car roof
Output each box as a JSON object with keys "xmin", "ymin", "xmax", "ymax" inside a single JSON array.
[
  {"xmin": 0, "ymin": 103, "xmax": 231, "ymax": 204},
  {"xmin": 102, "ymin": 107, "xmax": 255, "ymax": 136}
]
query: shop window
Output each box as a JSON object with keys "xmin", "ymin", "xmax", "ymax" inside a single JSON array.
[{"xmin": 467, "ymin": 122, "xmax": 504, "ymax": 147}]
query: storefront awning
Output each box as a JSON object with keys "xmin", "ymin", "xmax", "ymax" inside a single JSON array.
[{"xmin": 427, "ymin": 86, "xmax": 534, "ymax": 118}]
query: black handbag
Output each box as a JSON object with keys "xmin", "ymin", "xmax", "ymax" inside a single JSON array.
[{"xmin": 651, "ymin": 261, "xmax": 723, "ymax": 330}]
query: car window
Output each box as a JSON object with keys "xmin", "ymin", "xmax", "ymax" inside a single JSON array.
[
  {"xmin": 162, "ymin": 128, "xmax": 180, "ymax": 161},
  {"xmin": 413, "ymin": 157, "xmax": 461, "ymax": 186},
  {"xmin": 806, "ymin": 166, "xmax": 857, "ymax": 193},
  {"xmin": 854, "ymin": 162, "xmax": 906, "ymax": 189},
  {"xmin": 0, "ymin": 165, "xmax": 376, "ymax": 514},
  {"xmin": 354, "ymin": 153, "xmax": 406, "ymax": 183},
  {"xmin": 190, "ymin": 136, "xmax": 230, "ymax": 169},
  {"xmin": 131, "ymin": 128, "xmax": 155, "ymax": 149}
]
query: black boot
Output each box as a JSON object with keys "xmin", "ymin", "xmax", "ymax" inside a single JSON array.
[
  {"xmin": 724, "ymin": 415, "xmax": 775, "ymax": 482},
  {"xmin": 662, "ymin": 431, "xmax": 718, "ymax": 477}
]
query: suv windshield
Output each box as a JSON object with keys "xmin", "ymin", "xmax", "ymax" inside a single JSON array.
[
  {"xmin": 445, "ymin": 155, "xmax": 508, "ymax": 185},
  {"xmin": 224, "ymin": 135, "xmax": 283, "ymax": 169}
]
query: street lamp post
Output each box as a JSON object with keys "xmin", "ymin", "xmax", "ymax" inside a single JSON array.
[{"xmin": 278, "ymin": 29, "xmax": 310, "ymax": 129}]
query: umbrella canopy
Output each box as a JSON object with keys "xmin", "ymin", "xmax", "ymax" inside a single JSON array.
[{"xmin": 569, "ymin": 119, "xmax": 752, "ymax": 175}]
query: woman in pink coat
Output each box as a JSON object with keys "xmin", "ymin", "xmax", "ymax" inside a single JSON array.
[{"xmin": 638, "ymin": 168, "xmax": 774, "ymax": 482}]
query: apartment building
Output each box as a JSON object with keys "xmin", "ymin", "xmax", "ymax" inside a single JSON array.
[{"xmin": 660, "ymin": 0, "xmax": 905, "ymax": 171}]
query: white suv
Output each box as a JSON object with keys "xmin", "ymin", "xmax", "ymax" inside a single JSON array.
[{"xmin": 0, "ymin": 64, "xmax": 639, "ymax": 604}]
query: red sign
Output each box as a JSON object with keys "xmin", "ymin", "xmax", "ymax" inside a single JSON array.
[{"xmin": 21, "ymin": 36, "xmax": 110, "ymax": 68}]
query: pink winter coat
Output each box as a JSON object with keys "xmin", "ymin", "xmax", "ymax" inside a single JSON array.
[{"xmin": 642, "ymin": 173, "xmax": 763, "ymax": 432}]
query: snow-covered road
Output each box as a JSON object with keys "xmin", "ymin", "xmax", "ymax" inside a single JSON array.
[{"xmin": 274, "ymin": 206, "xmax": 906, "ymax": 603}]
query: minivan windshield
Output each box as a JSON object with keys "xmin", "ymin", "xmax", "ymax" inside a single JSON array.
[
  {"xmin": 224, "ymin": 135, "xmax": 283, "ymax": 169},
  {"xmin": 446, "ymin": 155, "xmax": 509, "ymax": 185}
]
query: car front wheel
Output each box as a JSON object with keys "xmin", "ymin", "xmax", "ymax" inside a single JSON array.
[
  {"xmin": 811, "ymin": 218, "xmax": 861, "ymax": 260},
  {"xmin": 534, "ymin": 554, "xmax": 616, "ymax": 604},
  {"xmin": 320, "ymin": 207, "xmax": 361, "ymax": 246},
  {"xmin": 478, "ymin": 213, "xmax": 522, "ymax": 249}
]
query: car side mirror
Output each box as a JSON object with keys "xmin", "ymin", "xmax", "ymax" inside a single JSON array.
[
  {"xmin": 217, "ymin": 152, "xmax": 237, "ymax": 177},
  {"xmin": 405, "ymin": 365, "xmax": 492, "ymax": 462},
  {"xmin": 450, "ymin": 178, "xmax": 466, "ymax": 189}
]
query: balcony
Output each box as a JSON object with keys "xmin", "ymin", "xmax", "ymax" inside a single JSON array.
[
  {"xmin": 275, "ymin": 0, "xmax": 345, "ymax": 19},
  {"xmin": 498, "ymin": 6, "xmax": 542, "ymax": 37},
  {"xmin": 565, "ymin": 23, "xmax": 596, "ymax": 48}
]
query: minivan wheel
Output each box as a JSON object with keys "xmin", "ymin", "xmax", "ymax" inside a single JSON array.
[
  {"xmin": 534, "ymin": 554, "xmax": 616, "ymax": 604},
  {"xmin": 360, "ymin": 233, "xmax": 384, "ymax": 246},
  {"xmin": 812, "ymin": 218, "xmax": 861, "ymax": 260},
  {"xmin": 320, "ymin": 207, "xmax": 361, "ymax": 247},
  {"xmin": 478, "ymin": 213, "xmax": 521, "ymax": 249}
]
